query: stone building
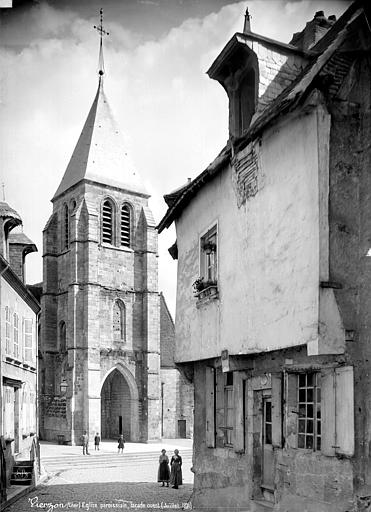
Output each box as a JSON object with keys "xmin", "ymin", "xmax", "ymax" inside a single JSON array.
[
  {"xmin": 0, "ymin": 202, "xmax": 40, "ymax": 496},
  {"xmin": 159, "ymin": 1, "xmax": 371, "ymax": 510},
  {"xmin": 39, "ymin": 55, "xmax": 193, "ymax": 443}
]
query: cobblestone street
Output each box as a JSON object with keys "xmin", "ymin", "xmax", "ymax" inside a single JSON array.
[
  {"xmin": 5, "ymin": 440, "xmax": 194, "ymax": 512},
  {"xmin": 6, "ymin": 482, "xmax": 193, "ymax": 512}
]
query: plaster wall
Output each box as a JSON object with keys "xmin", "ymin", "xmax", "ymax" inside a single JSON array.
[
  {"xmin": 0, "ymin": 276, "xmax": 38, "ymax": 467},
  {"xmin": 175, "ymin": 109, "xmax": 326, "ymax": 363}
]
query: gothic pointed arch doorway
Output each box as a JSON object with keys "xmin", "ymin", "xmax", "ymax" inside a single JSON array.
[{"xmin": 100, "ymin": 365, "xmax": 139, "ymax": 441}]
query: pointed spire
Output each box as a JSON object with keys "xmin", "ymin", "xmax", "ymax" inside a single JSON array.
[
  {"xmin": 243, "ymin": 7, "xmax": 251, "ymax": 33},
  {"xmin": 94, "ymin": 8, "xmax": 109, "ymax": 79}
]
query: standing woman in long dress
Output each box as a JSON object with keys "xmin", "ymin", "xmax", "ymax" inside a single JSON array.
[
  {"xmin": 170, "ymin": 449, "xmax": 182, "ymax": 489},
  {"xmin": 157, "ymin": 449, "xmax": 170, "ymax": 486}
]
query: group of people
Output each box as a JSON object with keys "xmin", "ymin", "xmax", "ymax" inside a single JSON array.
[
  {"xmin": 81, "ymin": 432, "xmax": 183, "ymax": 489},
  {"xmin": 158, "ymin": 449, "xmax": 183, "ymax": 489}
]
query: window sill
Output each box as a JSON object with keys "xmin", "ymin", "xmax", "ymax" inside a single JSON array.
[
  {"xmin": 195, "ymin": 285, "xmax": 218, "ymax": 307},
  {"xmin": 100, "ymin": 243, "xmax": 134, "ymax": 253}
]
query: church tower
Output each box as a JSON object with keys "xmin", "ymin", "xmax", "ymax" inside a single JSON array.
[{"xmin": 40, "ymin": 12, "xmax": 161, "ymax": 444}]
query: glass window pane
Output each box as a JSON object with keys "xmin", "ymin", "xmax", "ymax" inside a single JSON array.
[
  {"xmin": 306, "ymin": 435, "xmax": 314, "ymax": 449},
  {"xmin": 299, "ymin": 389, "xmax": 306, "ymax": 402},
  {"xmin": 265, "ymin": 424, "xmax": 272, "ymax": 445},
  {"xmin": 307, "ymin": 420, "xmax": 313, "ymax": 434},
  {"xmin": 307, "ymin": 404, "xmax": 313, "ymax": 418},
  {"xmin": 307, "ymin": 373, "xmax": 314, "ymax": 387},
  {"xmin": 307, "ymin": 388, "xmax": 313, "ymax": 402},
  {"xmin": 299, "ymin": 374, "xmax": 306, "ymax": 387},
  {"xmin": 298, "ymin": 435, "xmax": 305, "ymax": 448},
  {"xmin": 298, "ymin": 420, "xmax": 305, "ymax": 433}
]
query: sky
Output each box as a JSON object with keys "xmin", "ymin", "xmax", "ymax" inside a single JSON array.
[{"xmin": 0, "ymin": 0, "xmax": 350, "ymax": 315}]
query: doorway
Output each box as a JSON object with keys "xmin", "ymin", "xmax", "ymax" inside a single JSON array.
[
  {"xmin": 262, "ymin": 397, "xmax": 274, "ymax": 502},
  {"xmin": 101, "ymin": 369, "xmax": 131, "ymax": 440},
  {"xmin": 178, "ymin": 419, "xmax": 186, "ymax": 438}
]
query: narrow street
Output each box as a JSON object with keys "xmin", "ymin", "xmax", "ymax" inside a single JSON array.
[{"xmin": 5, "ymin": 440, "xmax": 194, "ymax": 512}]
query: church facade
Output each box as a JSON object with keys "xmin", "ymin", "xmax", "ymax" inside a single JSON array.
[{"xmin": 39, "ymin": 73, "xmax": 191, "ymax": 444}]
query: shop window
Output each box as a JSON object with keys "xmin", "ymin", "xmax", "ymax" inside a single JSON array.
[
  {"xmin": 285, "ymin": 367, "xmax": 354, "ymax": 456},
  {"xmin": 297, "ymin": 372, "xmax": 321, "ymax": 450}
]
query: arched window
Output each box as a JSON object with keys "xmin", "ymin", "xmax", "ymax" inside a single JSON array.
[
  {"xmin": 63, "ymin": 203, "xmax": 69, "ymax": 249},
  {"xmin": 102, "ymin": 200, "xmax": 114, "ymax": 244},
  {"xmin": 121, "ymin": 204, "xmax": 131, "ymax": 247},
  {"xmin": 59, "ymin": 321, "xmax": 66, "ymax": 353},
  {"xmin": 113, "ymin": 300, "xmax": 126, "ymax": 341}
]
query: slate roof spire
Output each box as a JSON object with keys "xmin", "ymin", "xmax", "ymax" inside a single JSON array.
[{"xmin": 53, "ymin": 10, "xmax": 148, "ymax": 201}]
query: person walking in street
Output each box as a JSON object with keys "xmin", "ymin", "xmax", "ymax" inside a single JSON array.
[
  {"xmin": 157, "ymin": 449, "xmax": 170, "ymax": 487},
  {"xmin": 94, "ymin": 432, "xmax": 100, "ymax": 451},
  {"xmin": 81, "ymin": 431, "xmax": 90, "ymax": 455},
  {"xmin": 169, "ymin": 449, "xmax": 182, "ymax": 489},
  {"xmin": 118, "ymin": 434, "xmax": 125, "ymax": 454}
]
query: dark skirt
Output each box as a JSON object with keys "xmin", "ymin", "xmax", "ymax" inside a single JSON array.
[
  {"xmin": 158, "ymin": 461, "xmax": 170, "ymax": 482},
  {"xmin": 169, "ymin": 463, "xmax": 182, "ymax": 486}
]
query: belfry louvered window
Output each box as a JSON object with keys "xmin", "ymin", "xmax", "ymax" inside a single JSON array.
[
  {"xmin": 63, "ymin": 203, "xmax": 69, "ymax": 249},
  {"xmin": 102, "ymin": 200, "xmax": 114, "ymax": 244},
  {"xmin": 121, "ymin": 204, "xmax": 131, "ymax": 247}
]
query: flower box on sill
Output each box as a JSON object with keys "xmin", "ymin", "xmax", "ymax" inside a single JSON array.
[{"xmin": 195, "ymin": 283, "xmax": 218, "ymax": 303}]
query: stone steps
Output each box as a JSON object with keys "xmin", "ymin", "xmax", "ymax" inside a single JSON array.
[{"xmin": 10, "ymin": 460, "xmax": 33, "ymax": 486}]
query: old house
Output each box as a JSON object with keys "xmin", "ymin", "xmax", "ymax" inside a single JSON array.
[
  {"xmin": 0, "ymin": 202, "xmax": 40, "ymax": 497},
  {"xmin": 39, "ymin": 25, "xmax": 193, "ymax": 444},
  {"xmin": 158, "ymin": 1, "xmax": 371, "ymax": 510}
]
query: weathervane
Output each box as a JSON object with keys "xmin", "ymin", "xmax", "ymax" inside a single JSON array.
[{"xmin": 94, "ymin": 8, "xmax": 109, "ymax": 77}]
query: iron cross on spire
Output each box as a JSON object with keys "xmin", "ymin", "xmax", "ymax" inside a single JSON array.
[{"xmin": 94, "ymin": 8, "xmax": 109, "ymax": 77}]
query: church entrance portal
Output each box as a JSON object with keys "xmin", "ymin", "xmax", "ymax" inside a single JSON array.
[{"xmin": 101, "ymin": 369, "xmax": 133, "ymax": 440}]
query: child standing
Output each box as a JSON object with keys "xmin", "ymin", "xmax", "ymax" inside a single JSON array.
[
  {"xmin": 94, "ymin": 432, "xmax": 100, "ymax": 451},
  {"xmin": 118, "ymin": 434, "xmax": 125, "ymax": 454}
]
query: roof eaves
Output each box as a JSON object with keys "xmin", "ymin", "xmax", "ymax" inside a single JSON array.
[
  {"xmin": 0, "ymin": 255, "xmax": 40, "ymax": 313},
  {"xmin": 157, "ymin": 146, "xmax": 231, "ymax": 233}
]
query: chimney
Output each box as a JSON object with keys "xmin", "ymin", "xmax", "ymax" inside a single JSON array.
[{"xmin": 290, "ymin": 10, "xmax": 336, "ymax": 50}]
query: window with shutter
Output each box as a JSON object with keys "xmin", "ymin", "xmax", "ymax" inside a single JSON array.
[
  {"xmin": 24, "ymin": 318, "xmax": 33, "ymax": 362},
  {"xmin": 321, "ymin": 366, "xmax": 354, "ymax": 457},
  {"xmin": 102, "ymin": 200, "xmax": 114, "ymax": 244},
  {"xmin": 13, "ymin": 313, "xmax": 19, "ymax": 359},
  {"xmin": 121, "ymin": 204, "xmax": 131, "ymax": 247},
  {"xmin": 5, "ymin": 306, "xmax": 11, "ymax": 355}
]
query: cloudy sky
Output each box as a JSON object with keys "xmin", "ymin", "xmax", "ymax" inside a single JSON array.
[{"xmin": 0, "ymin": 0, "xmax": 350, "ymax": 314}]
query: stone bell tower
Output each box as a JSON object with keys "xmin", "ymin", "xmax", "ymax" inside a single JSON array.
[{"xmin": 40, "ymin": 11, "xmax": 161, "ymax": 444}]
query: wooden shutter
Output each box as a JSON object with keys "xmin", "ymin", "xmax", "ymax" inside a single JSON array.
[
  {"xmin": 335, "ymin": 366, "xmax": 354, "ymax": 456},
  {"xmin": 205, "ymin": 366, "xmax": 215, "ymax": 448},
  {"xmin": 271, "ymin": 372, "xmax": 282, "ymax": 448},
  {"xmin": 284, "ymin": 372, "xmax": 298, "ymax": 449},
  {"xmin": 234, "ymin": 372, "xmax": 245, "ymax": 453},
  {"xmin": 321, "ymin": 369, "xmax": 336, "ymax": 456},
  {"xmin": 215, "ymin": 368, "xmax": 225, "ymax": 447}
]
